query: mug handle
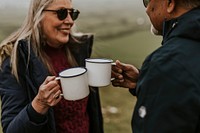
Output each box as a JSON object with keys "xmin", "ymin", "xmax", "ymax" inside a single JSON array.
[
  {"xmin": 55, "ymin": 77, "xmax": 61, "ymax": 80},
  {"xmin": 111, "ymin": 78, "xmax": 115, "ymax": 81},
  {"xmin": 111, "ymin": 62, "xmax": 116, "ymax": 81},
  {"xmin": 111, "ymin": 62, "xmax": 116, "ymax": 66},
  {"xmin": 55, "ymin": 77, "xmax": 64, "ymax": 97}
]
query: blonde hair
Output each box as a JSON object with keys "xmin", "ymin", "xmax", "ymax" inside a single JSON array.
[{"xmin": 0, "ymin": 0, "xmax": 77, "ymax": 80}]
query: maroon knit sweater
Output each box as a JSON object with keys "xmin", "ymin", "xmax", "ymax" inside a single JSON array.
[{"xmin": 44, "ymin": 45, "xmax": 89, "ymax": 133}]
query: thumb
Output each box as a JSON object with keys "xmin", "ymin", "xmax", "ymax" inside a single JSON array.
[
  {"xmin": 116, "ymin": 60, "xmax": 139, "ymax": 73},
  {"xmin": 116, "ymin": 60, "xmax": 129, "ymax": 70}
]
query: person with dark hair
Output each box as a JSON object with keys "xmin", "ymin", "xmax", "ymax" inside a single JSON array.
[
  {"xmin": 0, "ymin": 0, "xmax": 103, "ymax": 133},
  {"xmin": 112, "ymin": 0, "xmax": 200, "ymax": 132}
]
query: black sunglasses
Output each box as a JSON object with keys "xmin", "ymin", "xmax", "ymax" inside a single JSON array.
[
  {"xmin": 43, "ymin": 8, "xmax": 80, "ymax": 21},
  {"xmin": 143, "ymin": 0, "xmax": 150, "ymax": 7}
]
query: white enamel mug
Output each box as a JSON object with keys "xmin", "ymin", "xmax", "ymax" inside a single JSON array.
[
  {"xmin": 56, "ymin": 67, "xmax": 89, "ymax": 101},
  {"xmin": 85, "ymin": 58, "xmax": 113, "ymax": 87}
]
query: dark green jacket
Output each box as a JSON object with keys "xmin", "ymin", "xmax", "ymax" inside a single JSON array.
[
  {"xmin": 132, "ymin": 7, "xmax": 200, "ymax": 133},
  {"xmin": 0, "ymin": 35, "xmax": 103, "ymax": 133}
]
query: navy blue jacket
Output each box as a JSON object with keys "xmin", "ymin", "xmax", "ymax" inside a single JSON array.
[
  {"xmin": 132, "ymin": 7, "xmax": 200, "ymax": 133},
  {"xmin": 0, "ymin": 35, "xmax": 103, "ymax": 133}
]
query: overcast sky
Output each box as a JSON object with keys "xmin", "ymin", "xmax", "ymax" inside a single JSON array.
[
  {"xmin": 0, "ymin": 0, "xmax": 146, "ymax": 23},
  {"xmin": 0, "ymin": 0, "xmax": 30, "ymax": 8},
  {"xmin": 0, "ymin": 0, "xmax": 143, "ymax": 11}
]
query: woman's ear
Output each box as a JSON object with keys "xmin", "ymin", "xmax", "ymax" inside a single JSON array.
[{"xmin": 167, "ymin": 0, "xmax": 175, "ymax": 13}]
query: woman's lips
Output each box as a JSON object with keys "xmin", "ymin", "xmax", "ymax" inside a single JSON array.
[{"xmin": 59, "ymin": 28, "xmax": 70, "ymax": 34}]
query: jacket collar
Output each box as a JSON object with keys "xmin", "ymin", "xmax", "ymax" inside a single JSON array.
[{"xmin": 162, "ymin": 6, "xmax": 200, "ymax": 45}]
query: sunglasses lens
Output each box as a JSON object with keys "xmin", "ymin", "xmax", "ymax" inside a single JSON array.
[
  {"xmin": 57, "ymin": 9, "xmax": 79, "ymax": 21},
  {"xmin": 70, "ymin": 10, "xmax": 80, "ymax": 20},
  {"xmin": 57, "ymin": 9, "xmax": 68, "ymax": 20}
]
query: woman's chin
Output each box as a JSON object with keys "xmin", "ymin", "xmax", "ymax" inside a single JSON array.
[{"xmin": 59, "ymin": 37, "xmax": 69, "ymax": 44}]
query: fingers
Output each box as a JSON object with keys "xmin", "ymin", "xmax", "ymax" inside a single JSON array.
[
  {"xmin": 112, "ymin": 60, "xmax": 139, "ymax": 89},
  {"xmin": 52, "ymin": 90, "xmax": 62, "ymax": 99},
  {"xmin": 47, "ymin": 89, "xmax": 62, "ymax": 106},
  {"xmin": 113, "ymin": 60, "xmax": 133, "ymax": 75},
  {"xmin": 36, "ymin": 76, "xmax": 62, "ymax": 106},
  {"xmin": 112, "ymin": 63, "xmax": 122, "ymax": 74},
  {"xmin": 112, "ymin": 70, "xmax": 123, "ymax": 80},
  {"xmin": 32, "ymin": 88, "xmax": 62, "ymax": 114},
  {"xmin": 112, "ymin": 60, "xmax": 123, "ymax": 79},
  {"xmin": 116, "ymin": 60, "xmax": 139, "ymax": 73},
  {"xmin": 32, "ymin": 76, "xmax": 63, "ymax": 114},
  {"xmin": 115, "ymin": 60, "xmax": 128, "ymax": 71},
  {"xmin": 42, "ymin": 76, "xmax": 56, "ymax": 85},
  {"xmin": 112, "ymin": 60, "xmax": 131, "ymax": 80},
  {"xmin": 48, "ymin": 85, "xmax": 61, "ymax": 99}
]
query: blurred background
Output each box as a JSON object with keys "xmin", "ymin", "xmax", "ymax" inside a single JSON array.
[{"xmin": 0, "ymin": 0, "xmax": 162, "ymax": 132}]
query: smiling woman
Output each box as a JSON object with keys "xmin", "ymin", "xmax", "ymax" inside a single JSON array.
[{"xmin": 0, "ymin": 0, "xmax": 103, "ymax": 133}]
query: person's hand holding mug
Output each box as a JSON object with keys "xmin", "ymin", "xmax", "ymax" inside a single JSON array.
[
  {"xmin": 32, "ymin": 76, "xmax": 62, "ymax": 114},
  {"xmin": 111, "ymin": 60, "xmax": 139, "ymax": 89}
]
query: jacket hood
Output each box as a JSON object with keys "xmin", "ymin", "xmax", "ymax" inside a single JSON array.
[{"xmin": 162, "ymin": 7, "xmax": 200, "ymax": 44}]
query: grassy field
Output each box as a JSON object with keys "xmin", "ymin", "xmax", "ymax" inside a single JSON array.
[{"xmin": 91, "ymin": 30, "xmax": 161, "ymax": 133}]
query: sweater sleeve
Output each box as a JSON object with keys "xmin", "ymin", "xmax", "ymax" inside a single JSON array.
[{"xmin": 27, "ymin": 104, "xmax": 46, "ymax": 124}]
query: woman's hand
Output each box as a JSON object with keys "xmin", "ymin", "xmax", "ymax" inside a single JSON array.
[
  {"xmin": 111, "ymin": 60, "xmax": 139, "ymax": 89},
  {"xmin": 32, "ymin": 76, "xmax": 62, "ymax": 114}
]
